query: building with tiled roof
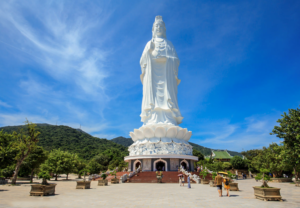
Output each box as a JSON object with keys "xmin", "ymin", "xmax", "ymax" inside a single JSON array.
[{"xmin": 205, "ymin": 150, "xmax": 233, "ymax": 162}]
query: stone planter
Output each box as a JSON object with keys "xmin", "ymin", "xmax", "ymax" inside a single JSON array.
[
  {"xmin": 17, "ymin": 177, "xmax": 31, "ymax": 181},
  {"xmin": 157, "ymin": 176, "xmax": 163, "ymax": 183},
  {"xmin": 253, "ymin": 186, "xmax": 282, "ymax": 201},
  {"xmin": 30, "ymin": 184, "xmax": 57, "ymax": 196},
  {"xmin": 201, "ymin": 179, "xmax": 209, "ymax": 184},
  {"xmin": 271, "ymin": 178, "xmax": 292, "ymax": 183},
  {"xmin": 98, "ymin": 179, "xmax": 108, "ymax": 186},
  {"xmin": 0, "ymin": 178, "xmax": 8, "ymax": 184},
  {"xmin": 228, "ymin": 183, "xmax": 239, "ymax": 191},
  {"xmin": 295, "ymin": 181, "xmax": 300, "ymax": 187},
  {"xmin": 111, "ymin": 178, "xmax": 119, "ymax": 184},
  {"xmin": 76, "ymin": 181, "xmax": 91, "ymax": 189},
  {"xmin": 209, "ymin": 180, "xmax": 216, "ymax": 187}
]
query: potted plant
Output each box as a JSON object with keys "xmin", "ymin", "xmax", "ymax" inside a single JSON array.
[
  {"xmin": 199, "ymin": 169, "xmax": 209, "ymax": 184},
  {"xmin": 98, "ymin": 173, "xmax": 108, "ymax": 186},
  {"xmin": 253, "ymin": 169, "xmax": 282, "ymax": 201},
  {"xmin": 111, "ymin": 170, "xmax": 119, "ymax": 184},
  {"xmin": 156, "ymin": 171, "xmax": 163, "ymax": 183},
  {"xmin": 76, "ymin": 168, "xmax": 91, "ymax": 189},
  {"xmin": 209, "ymin": 172, "xmax": 217, "ymax": 187},
  {"xmin": 30, "ymin": 170, "xmax": 56, "ymax": 196},
  {"xmin": 226, "ymin": 171, "xmax": 239, "ymax": 191}
]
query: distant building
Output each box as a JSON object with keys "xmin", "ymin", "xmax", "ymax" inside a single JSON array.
[{"xmin": 205, "ymin": 150, "xmax": 233, "ymax": 162}]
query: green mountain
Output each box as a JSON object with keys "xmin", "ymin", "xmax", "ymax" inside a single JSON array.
[
  {"xmin": 0, "ymin": 124, "xmax": 242, "ymax": 159},
  {"xmin": 0, "ymin": 124, "xmax": 128, "ymax": 160},
  {"xmin": 111, "ymin": 136, "xmax": 134, "ymax": 147}
]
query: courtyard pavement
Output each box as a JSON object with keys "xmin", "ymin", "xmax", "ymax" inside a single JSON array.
[{"xmin": 0, "ymin": 174, "xmax": 299, "ymax": 208}]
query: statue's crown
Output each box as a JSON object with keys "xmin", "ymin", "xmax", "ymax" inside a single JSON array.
[{"xmin": 155, "ymin": 16, "xmax": 163, "ymax": 22}]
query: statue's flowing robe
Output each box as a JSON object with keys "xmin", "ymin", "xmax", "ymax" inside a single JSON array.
[{"xmin": 140, "ymin": 40, "xmax": 183, "ymax": 125}]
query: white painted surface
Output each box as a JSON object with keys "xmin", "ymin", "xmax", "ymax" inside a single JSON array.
[{"xmin": 124, "ymin": 154, "xmax": 198, "ymax": 161}]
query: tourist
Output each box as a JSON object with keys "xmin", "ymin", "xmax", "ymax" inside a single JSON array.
[
  {"xmin": 223, "ymin": 177, "xmax": 230, "ymax": 197},
  {"xmin": 197, "ymin": 166, "xmax": 200, "ymax": 172},
  {"xmin": 187, "ymin": 175, "xmax": 191, "ymax": 189},
  {"xmin": 182, "ymin": 175, "xmax": 185, "ymax": 186},
  {"xmin": 235, "ymin": 170, "xmax": 238, "ymax": 180},
  {"xmin": 179, "ymin": 175, "xmax": 182, "ymax": 186},
  {"xmin": 214, "ymin": 172, "xmax": 223, "ymax": 197}
]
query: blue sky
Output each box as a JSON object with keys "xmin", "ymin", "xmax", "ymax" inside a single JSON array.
[{"xmin": 0, "ymin": 0, "xmax": 299, "ymax": 152}]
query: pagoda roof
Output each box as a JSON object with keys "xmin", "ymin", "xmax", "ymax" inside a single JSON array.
[{"xmin": 212, "ymin": 150, "xmax": 232, "ymax": 159}]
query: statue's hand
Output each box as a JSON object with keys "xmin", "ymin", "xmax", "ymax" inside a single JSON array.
[{"xmin": 152, "ymin": 50, "xmax": 158, "ymax": 58}]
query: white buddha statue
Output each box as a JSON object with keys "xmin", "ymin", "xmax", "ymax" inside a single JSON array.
[
  {"xmin": 140, "ymin": 16, "xmax": 183, "ymax": 126},
  {"xmin": 127, "ymin": 16, "xmax": 193, "ymax": 157}
]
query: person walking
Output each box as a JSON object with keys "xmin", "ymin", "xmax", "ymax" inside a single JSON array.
[
  {"xmin": 187, "ymin": 175, "xmax": 191, "ymax": 189},
  {"xmin": 182, "ymin": 175, "xmax": 185, "ymax": 186},
  {"xmin": 214, "ymin": 172, "xmax": 223, "ymax": 197},
  {"xmin": 224, "ymin": 177, "xmax": 230, "ymax": 197},
  {"xmin": 179, "ymin": 175, "xmax": 182, "ymax": 186}
]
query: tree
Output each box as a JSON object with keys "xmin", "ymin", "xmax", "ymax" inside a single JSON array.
[
  {"xmin": 241, "ymin": 149, "xmax": 262, "ymax": 161},
  {"xmin": 206, "ymin": 161, "xmax": 223, "ymax": 172},
  {"xmin": 230, "ymin": 156, "xmax": 245, "ymax": 169},
  {"xmin": 265, "ymin": 143, "xmax": 291, "ymax": 177},
  {"xmin": 21, "ymin": 146, "xmax": 48, "ymax": 182},
  {"xmin": 271, "ymin": 106, "xmax": 300, "ymax": 181},
  {"xmin": 42, "ymin": 149, "xmax": 77, "ymax": 181},
  {"xmin": 64, "ymin": 153, "xmax": 78, "ymax": 180},
  {"xmin": 88, "ymin": 159, "xmax": 102, "ymax": 174},
  {"xmin": 1, "ymin": 165, "xmax": 15, "ymax": 178},
  {"xmin": 38, "ymin": 169, "xmax": 51, "ymax": 185},
  {"xmin": 255, "ymin": 168, "xmax": 271, "ymax": 187},
  {"xmin": 193, "ymin": 149, "xmax": 204, "ymax": 161},
  {"xmin": 222, "ymin": 162, "xmax": 232, "ymax": 170},
  {"xmin": 11, "ymin": 121, "xmax": 40, "ymax": 184},
  {"xmin": 73, "ymin": 160, "xmax": 87, "ymax": 179},
  {"xmin": 199, "ymin": 168, "xmax": 209, "ymax": 180},
  {"xmin": 0, "ymin": 130, "xmax": 17, "ymax": 170}
]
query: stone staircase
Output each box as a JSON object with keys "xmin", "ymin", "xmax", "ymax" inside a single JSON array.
[
  {"xmin": 128, "ymin": 171, "xmax": 196, "ymax": 183},
  {"xmin": 94, "ymin": 172, "xmax": 131, "ymax": 182}
]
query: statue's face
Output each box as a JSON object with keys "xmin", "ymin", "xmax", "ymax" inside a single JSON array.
[{"xmin": 153, "ymin": 22, "xmax": 165, "ymax": 37}]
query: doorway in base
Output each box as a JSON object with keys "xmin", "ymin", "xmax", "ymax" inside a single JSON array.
[
  {"xmin": 156, "ymin": 161, "xmax": 165, "ymax": 171},
  {"xmin": 181, "ymin": 162, "xmax": 187, "ymax": 170}
]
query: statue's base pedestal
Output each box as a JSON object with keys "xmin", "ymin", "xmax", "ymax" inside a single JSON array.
[{"xmin": 124, "ymin": 154, "xmax": 198, "ymax": 172}]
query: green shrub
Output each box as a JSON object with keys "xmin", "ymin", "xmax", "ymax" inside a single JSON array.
[
  {"xmin": 230, "ymin": 156, "xmax": 245, "ymax": 169},
  {"xmin": 212, "ymin": 172, "xmax": 217, "ymax": 180},
  {"xmin": 38, "ymin": 170, "xmax": 51, "ymax": 185},
  {"xmin": 199, "ymin": 169, "xmax": 209, "ymax": 180}
]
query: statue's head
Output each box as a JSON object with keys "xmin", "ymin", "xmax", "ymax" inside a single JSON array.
[{"xmin": 152, "ymin": 16, "xmax": 166, "ymax": 39}]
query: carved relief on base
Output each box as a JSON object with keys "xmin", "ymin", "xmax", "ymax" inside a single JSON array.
[
  {"xmin": 170, "ymin": 158, "xmax": 179, "ymax": 170},
  {"xmin": 128, "ymin": 141, "xmax": 193, "ymax": 156},
  {"xmin": 143, "ymin": 159, "xmax": 151, "ymax": 171}
]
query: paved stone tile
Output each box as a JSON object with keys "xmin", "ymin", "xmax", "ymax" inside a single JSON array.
[{"xmin": 0, "ymin": 175, "xmax": 299, "ymax": 208}]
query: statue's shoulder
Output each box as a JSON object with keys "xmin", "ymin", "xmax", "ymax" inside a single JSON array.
[
  {"xmin": 145, "ymin": 40, "xmax": 152, "ymax": 48},
  {"xmin": 166, "ymin": 40, "xmax": 175, "ymax": 48}
]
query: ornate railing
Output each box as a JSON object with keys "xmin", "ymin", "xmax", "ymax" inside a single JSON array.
[{"xmin": 180, "ymin": 166, "xmax": 201, "ymax": 184}]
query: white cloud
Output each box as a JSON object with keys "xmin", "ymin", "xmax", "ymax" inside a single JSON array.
[
  {"xmin": 0, "ymin": 100, "xmax": 11, "ymax": 108},
  {"xmin": 191, "ymin": 113, "xmax": 281, "ymax": 151},
  {"xmin": 0, "ymin": 113, "xmax": 58, "ymax": 127},
  {"xmin": 0, "ymin": 1, "xmax": 109, "ymax": 98}
]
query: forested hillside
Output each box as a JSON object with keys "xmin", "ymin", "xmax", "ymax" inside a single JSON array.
[
  {"xmin": 0, "ymin": 124, "xmax": 128, "ymax": 160},
  {"xmin": 0, "ymin": 124, "xmax": 242, "ymax": 159},
  {"xmin": 111, "ymin": 136, "xmax": 133, "ymax": 147}
]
